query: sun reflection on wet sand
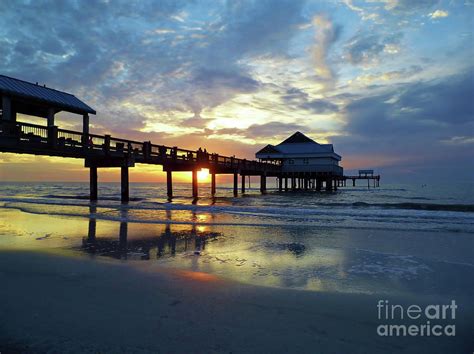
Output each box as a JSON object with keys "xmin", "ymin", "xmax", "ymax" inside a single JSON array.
[
  {"xmin": 1, "ymin": 205, "xmax": 462, "ymax": 296},
  {"xmin": 175, "ymin": 269, "xmax": 221, "ymax": 282},
  {"xmin": 0, "ymin": 207, "xmax": 349, "ymax": 291}
]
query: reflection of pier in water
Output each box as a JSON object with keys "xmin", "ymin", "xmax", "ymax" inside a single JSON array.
[{"xmin": 83, "ymin": 207, "xmax": 220, "ymax": 260}]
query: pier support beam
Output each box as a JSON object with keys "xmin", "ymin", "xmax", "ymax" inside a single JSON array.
[
  {"xmin": 90, "ymin": 167, "xmax": 98, "ymax": 201},
  {"xmin": 83, "ymin": 113, "xmax": 89, "ymax": 145},
  {"xmin": 166, "ymin": 170, "xmax": 173, "ymax": 199},
  {"xmin": 260, "ymin": 174, "xmax": 266, "ymax": 193},
  {"xmin": 211, "ymin": 172, "xmax": 216, "ymax": 196},
  {"xmin": 192, "ymin": 170, "xmax": 198, "ymax": 198},
  {"xmin": 121, "ymin": 166, "xmax": 129, "ymax": 202},
  {"xmin": 316, "ymin": 178, "xmax": 322, "ymax": 191},
  {"xmin": 1, "ymin": 96, "xmax": 13, "ymax": 121},
  {"xmin": 284, "ymin": 176, "xmax": 288, "ymax": 192},
  {"xmin": 326, "ymin": 178, "xmax": 332, "ymax": 192},
  {"xmin": 278, "ymin": 176, "xmax": 283, "ymax": 192},
  {"xmin": 233, "ymin": 173, "xmax": 238, "ymax": 197},
  {"xmin": 241, "ymin": 174, "xmax": 246, "ymax": 194}
]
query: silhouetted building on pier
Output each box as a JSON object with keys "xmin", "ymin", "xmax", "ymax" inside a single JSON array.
[{"xmin": 256, "ymin": 132, "xmax": 344, "ymax": 191}]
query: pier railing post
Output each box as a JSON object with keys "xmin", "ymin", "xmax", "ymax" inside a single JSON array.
[
  {"xmin": 90, "ymin": 166, "xmax": 98, "ymax": 201},
  {"xmin": 167, "ymin": 170, "xmax": 173, "ymax": 199},
  {"xmin": 121, "ymin": 166, "xmax": 129, "ymax": 202}
]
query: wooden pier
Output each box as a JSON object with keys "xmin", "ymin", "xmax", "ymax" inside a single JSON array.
[
  {"xmin": 336, "ymin": 170, "xmax": 381, "ymax": 189},
  {"xmin": 0, "ymin": 74, "xmax": 379, "ymax": 201},
  {"xmin": 0, "ymin": 119, "xmax": 282, "ymax": 201}
]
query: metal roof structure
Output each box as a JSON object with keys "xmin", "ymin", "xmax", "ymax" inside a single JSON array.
[
  {"xmin": 256, "ymin": 132, "xmax": 341, "ymax": 160},
  {"xmin": 0, "ymin": 74, "xmax": 96, "ymax": 115},
  {"xmin": 279, "ymin": 131, "xmax": 315, "ymax": 144}
]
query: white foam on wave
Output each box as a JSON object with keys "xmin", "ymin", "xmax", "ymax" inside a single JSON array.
[{"xmin": 1, "ymin": 197, "xmax": 474, "ymax": 234}]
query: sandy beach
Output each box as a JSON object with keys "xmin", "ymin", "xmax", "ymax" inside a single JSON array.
[{"xmin": 1, "ymin": 249, "xmax": 473, "ymax": 353}]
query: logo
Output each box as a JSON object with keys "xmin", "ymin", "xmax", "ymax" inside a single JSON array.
[{"xmin": 376, "ymin": 299, "xmax": 457, "ymax": 337}]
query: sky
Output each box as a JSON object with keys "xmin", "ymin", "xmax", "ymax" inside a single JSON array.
[{"xmin": 0, "ymin": 0, "xmax": 473, "ymax": 183}]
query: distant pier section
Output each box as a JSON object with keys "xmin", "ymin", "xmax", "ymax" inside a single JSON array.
[
  {"xmin": 0, "ymin": 74, "xmax": 379, "ymax": 202},
  {"xmin": 256, "ymin": 132, "xmax": 380, "ymax": 190}
]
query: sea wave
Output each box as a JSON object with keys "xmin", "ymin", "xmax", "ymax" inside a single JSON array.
[
  {"xmin": 1, "ymin": 196, "xmax": 473, "ymax": 234},
  {"xmin": 4, "ymin": 194, "xmax": 474, "ymax": 213}
]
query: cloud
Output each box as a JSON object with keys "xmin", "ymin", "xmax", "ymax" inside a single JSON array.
[
  {"xmin": 301, "ymin": 99, "xmax": 339, "ymax": 114},
  {"xmin": 333, "ymin": 67, "xmax": 474, "ymax": 178},
  {"xmin": 382, "ymin": 0, "xmax": 438, "ymax": 14},
  {"xmin": 312, "ymin": 15, "xmax": 341, "ymax": 83},
  {"xmin": 0, "ymin": 0, "xmax": 307, "ymax": 127},
  {"xmin": 344, "ymin": 32, "xmax": 403, "ymax": 66},
  {"xmin": 214, "ymin": 121, "xmax": 306, "ymax": 142},
  {"xmin": 280, "ymin": 87, "xmax": 339, "ymax": 114},
  {"xmin": 429, "ymin": 9, "xmax": 449, "ymax": 19},
  {"xmin": 440, "ymin": 136, "xmax": 474, "ymax": 145},
  {"xmin": 352, "ymin": 65, "xmax": 422, "ymax": 84}
]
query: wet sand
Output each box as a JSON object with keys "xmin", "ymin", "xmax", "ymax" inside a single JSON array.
[{"xmin": 1, "ymin": 250, "xmax": 473, "ymax": 353}]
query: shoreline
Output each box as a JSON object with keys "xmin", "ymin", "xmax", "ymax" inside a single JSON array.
[{"xmin": 1, "ymin": 250, "xmax": 473, "ymax": 353}]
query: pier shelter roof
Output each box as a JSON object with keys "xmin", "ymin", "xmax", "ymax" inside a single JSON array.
[{"xmin": 0, "ymin": 74, "xmax": 96, "ymax": 117}]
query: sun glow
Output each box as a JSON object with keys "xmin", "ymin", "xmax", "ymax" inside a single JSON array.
[{"xmin": 197, "ymin": 168, "xmax": 210, "ymax": 182}]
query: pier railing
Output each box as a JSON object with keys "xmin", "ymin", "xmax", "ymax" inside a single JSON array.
[{"xmin": 1, "ymin": 120, "xmax": 281, "ymax": 172}]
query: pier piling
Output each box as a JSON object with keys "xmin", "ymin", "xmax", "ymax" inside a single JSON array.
[
  {"xmin": 211, "ymin": 172, "xmax": 216, "ymax": 196},
  {"xmin": 233, "ymin": 173, "xmax": 238, "ymax": 196},
  {"xmin": 192, "ymin": 169, "xmax": 198, "ymax": 198},
  {"xmin": 166, "ymin": 170, "xmax": 173, "ymax": 199},
  {"xmin": 260, "ymin": 173, "xmax": 267, "ymax": 193},
  {"xmin": 121, "ymin": 166, "xmax": 129, "ymax": 202},
  {"xmin": 90, "ymin": 166, "xmax": 98, "ymax": 201}
]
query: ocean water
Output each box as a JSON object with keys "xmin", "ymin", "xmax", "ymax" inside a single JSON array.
[
  {"xmin": 0, "ymin": 181, "xmax": 473, "ymax": 295},
  {"xmin": 0, "ymin": 181, "xmax": 473, "ymax": 232}
]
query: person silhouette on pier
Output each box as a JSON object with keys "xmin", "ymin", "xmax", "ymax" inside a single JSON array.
[{"xmin": 197, "ymin": 147, "xmax": 203, "ymax": 161}]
